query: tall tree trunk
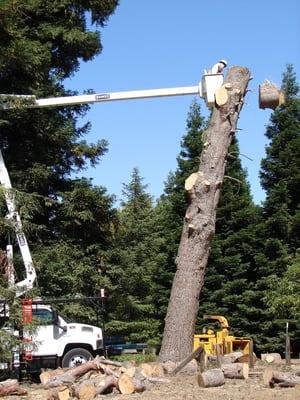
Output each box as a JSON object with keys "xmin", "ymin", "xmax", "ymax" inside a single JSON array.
[{"xmin": 159, "ymin": 66, "xmax": 251, "ymax": 362}]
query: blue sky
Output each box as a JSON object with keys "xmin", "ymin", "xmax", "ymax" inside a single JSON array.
[{"xmin": 65, "ymin": 0, "xmax": 300, "ymax": 205}]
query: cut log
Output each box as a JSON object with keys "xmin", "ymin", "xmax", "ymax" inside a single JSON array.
[
  {"xmin": 45, "ymin": 357, "xmax": 104, "ymax": 388},
  {"xmin": 123, "ymin": 366, "xmax": 137, "ymax": 377},
  {"xmin": 98, "ymin": 357, "xmax": 124, "ymax": 368},
  {"xmin": 74, "ymin": 381, "xmax": 96, "ymax": 400},
  {"xmin": 95, "ymin": 375, "xmax": 118, "ymax": 395},
  {"xmin": 46, "ymin": 386, "xmax": 71, "ymax": 400},
  {"xmin": 118, "ymin": 373, "xmax": 146, "ymax": 394},
  {"xmin": 261, "ymin": 353, "xmax": 282, "ymax": 364},
  {"xmin": 140, "ymin": 362, "xmax": 165, "ymax": 377},
  {"xmin": 222, "ymin": 351, "xmax": 244, "ymax": 364},
  {"xmin": 263, "ymin": 367, "xmax": 300, "ymax": 388},
  {"xmin": 197, "ymin": 368, "xmax": 225, "ymax": 388},
  {"xmin": 259, "ymin": 81, "xmax": 285, "ymax": 110},
  {"xmin": 236, "ymin": 352, "xmax": 256, "ymax": 364},
  {"xmin": 179, "ymin": 359, "xmax": 198, "ymax": 375},
  {"xmin": 0, "ymin": 379, "xmax": 27, "ymax": 397},
  {"xmin": 162, "ymin": 361, "xmax": 176, "ymax": 374},
  {"xmin": 40, "ymin": 368, "xmax": 67, "ymax": 385},
  {"xmin": 221, "ymin": 362, "xmax": 249, "ymax": 379},
  {"xmin": 170, "ymin": 346, "xmax": 204, "ymax": 375}
]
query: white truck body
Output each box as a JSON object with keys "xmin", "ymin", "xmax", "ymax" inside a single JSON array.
[{"xmin": 23, "ymin": 304, "xmax": 104, "ymax": 371}]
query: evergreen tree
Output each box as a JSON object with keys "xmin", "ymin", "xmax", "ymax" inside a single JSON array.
[
  {"xmin": 257, "ymin": 64, "xmax": 300, "ymax": 352},
  {"xmin": 0, "ymin": 1, "xmax": 119, "ymax": 313},
  {"xmin": 106, "ymin": 168, "xmax": 160, "ymax": 343}
]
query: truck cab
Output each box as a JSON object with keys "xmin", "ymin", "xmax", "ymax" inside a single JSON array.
[{"xmin": 24, "ymin": 304, "xmax": 104, "ymax": 373}]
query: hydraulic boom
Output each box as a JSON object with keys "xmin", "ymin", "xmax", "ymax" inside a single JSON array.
[{"xmin": 0, "ymin": 59, "xmax": 227, "ymax": 295}]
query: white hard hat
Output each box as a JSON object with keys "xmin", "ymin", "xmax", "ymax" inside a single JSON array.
[{"xmin": 219, "ymin": 59, "xmax": 228, "ymax": 66}]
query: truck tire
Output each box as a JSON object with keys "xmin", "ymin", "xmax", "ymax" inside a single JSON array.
[{"xmin": 61, "ymin": 348, "xmax": 93, "ymax": 368}]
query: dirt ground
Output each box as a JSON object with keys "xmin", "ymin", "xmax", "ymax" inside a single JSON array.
[{"xmin": 4, "ymin": 362, "xmax": 300, "ymax": 400}]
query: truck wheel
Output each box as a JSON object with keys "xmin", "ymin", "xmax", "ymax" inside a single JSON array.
[{"xmin": 62, "ymin": 348, "xmax": 93, "ymax": 368}]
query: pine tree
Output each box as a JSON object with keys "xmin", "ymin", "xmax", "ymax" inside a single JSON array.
[
  {"xmin": 257, "ymin": 64, "xmax": 300, "ymax": 352},
  {"xmin": 106, "ymin": 168, "xmax": 160, "ymax": 343},
  {"xmin": 0, "ymin": 1, "xmax": 119, "ymax": 312}
]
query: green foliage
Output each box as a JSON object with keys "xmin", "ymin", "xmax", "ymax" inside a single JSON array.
[
  {"xmin": 106, "ymin": 168, "xmax": 161, "ymax": 342},
  {"xmin": 255, "ymin": 64, "xmax": 300, "ymax": 352},
  {"xmin": 265, "ymin": 252, "xmax": 300, "ymax": 317},
  {"xmin": 0, "ymin": 0, "xmax": 119, "ymax": 335},
  {"xmin": 111, "ymin": 353, "xmax": 157, "ymax": 364}
]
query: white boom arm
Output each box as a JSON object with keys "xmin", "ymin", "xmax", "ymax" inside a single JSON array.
[
  {"xmin": 0, "ymin": 151, "xmax": 36, "ymax": 295},
  {"xmin": 0, "ymin": 60, "xmax": 227, "ymax": 295},
  {"xmin": 34, "ymin": 85, "xmax": 201, "ymax": 108}
]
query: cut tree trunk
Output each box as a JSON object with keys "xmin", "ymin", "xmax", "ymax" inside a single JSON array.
[
  {"xmin": 222, "ymin": 363, "xmax": 249, "ymax": 379},
  {"xmin": 222, "ymin": 351, "xmax": 244, "ymax": 364},
  {"xmin": 140, "ymin": 362, "xmax": 165, "ymax": 377},
  {"xmin": 197, "ymin": 368, "xmax": 225, "ymax": 388},
  {"xmin": 259, "ymin": 81, "xmax": 285, "ymax": 109},
  {"xmin": 263, "ymin": 367, "xmax": 300, "ymax": 388},
  {"xmin": 261, "ymin": 353, "xmax": 282, "ymax": 364},
  {"xmin": 159, "ymin": 66, "xmax": 251, "ymax": 362},
  {"xmin": 0, "ymin": 379, "xmax": 27, "ymax": 397},
  {"xmin": 118, "ymin": 373, "xmax": 146, "ymax": 394},
  {"xmin": 46, "ymin": 386, "xmax": 71, "ymax": 400}
]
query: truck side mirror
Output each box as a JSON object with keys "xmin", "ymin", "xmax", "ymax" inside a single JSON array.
[
  {"xmin": 52, "ymin": 309, "xmax": 67, "ymax": 332},
  {"xmin": 52, "ymin": 309, "xmax": 59, "ymax": 325}
]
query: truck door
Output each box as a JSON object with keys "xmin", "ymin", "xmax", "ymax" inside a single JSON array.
[{"xmin": 32, "ymin": 308, "xmax": 65, "ymax": 356}]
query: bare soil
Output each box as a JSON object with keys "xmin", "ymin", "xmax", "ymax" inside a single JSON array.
[{"xmin": 4, "ymin": 362, "xmax": 300, "ymax": 400}]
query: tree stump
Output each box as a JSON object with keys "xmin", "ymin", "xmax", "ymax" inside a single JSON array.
[
  {"xmin": 222, "ymin": 363, "xmax": 249, "ymax": 379},
  {"xmin": 197, "ymin": 368, "xmax": 225, "ymax": 388}
]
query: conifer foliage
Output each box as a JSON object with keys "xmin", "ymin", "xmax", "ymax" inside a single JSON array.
[
  {"xmin": 0, "ymin": 1, "xmax": 119, "ymax": 307},
  {"xmin": 106, "ymin": 168, "xmax": 160, "ymax": 343},
  {"xmin": 258, "ymin": 65, "xmax": 300, "ymax": 352}
]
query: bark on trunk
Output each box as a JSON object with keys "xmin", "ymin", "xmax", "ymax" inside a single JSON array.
[
  {"xmin": 222, "ymin": 351, "xmax": 244, "ymax": 364},
  {"xmin": 221, "ymin": 363, "xmax": 249, "ymax": 379},
  {"xmin": 197, "ymin": 368, "xmax": 225, "ymax": 388},
  {"xmin": 159, "ymin": 66, "xmax": 251, "ymax": 362},
  {"xmin": 263, "ymin": 367, "xmax": 300, "ymax": 388}
]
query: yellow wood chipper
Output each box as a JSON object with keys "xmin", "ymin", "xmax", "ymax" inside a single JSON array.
[{"xmin": 193, "ymin": 315, "xmax": 251, "ymax": 355}]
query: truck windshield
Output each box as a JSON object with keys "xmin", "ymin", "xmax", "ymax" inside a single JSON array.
[{"xmin": 32, "ymin": 308, "xmax": 54, "ymax": 325}]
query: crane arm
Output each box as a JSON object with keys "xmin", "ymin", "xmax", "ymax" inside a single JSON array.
[
  {"xmin": 0, "ymin": 151, "xmax": 36, "ymax": 296},
  {"xmin": 1, "ymin": 85, "xmax": 201, "ymax": 109}
]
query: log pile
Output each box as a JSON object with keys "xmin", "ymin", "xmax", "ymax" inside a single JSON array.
[
  {"xmin": 0, "ymin": 379, "xmax": 27, "ymax": 397},
  {"xmin": 39, "ymin": 357, "xmax": 171, "ymax": 399}
]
